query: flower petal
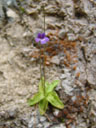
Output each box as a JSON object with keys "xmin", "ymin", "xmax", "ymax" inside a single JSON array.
[
  {"xmin": 37, "ymin": 33, "xmax": 42, "ymax": 38},
  {"xmin": 45, "ymin": 37, "xmax": 49, "ymax": 42},
  {"xmin": 41, "ymin": 33, "xmax": 45, "ymax": 39},
  {"xmin": 35, "ymin": 38, "xmax": 40, "ymax": 43},
  {"xmin": 40, "ymin": 39, "xmax": 46, "ymax": 44}
]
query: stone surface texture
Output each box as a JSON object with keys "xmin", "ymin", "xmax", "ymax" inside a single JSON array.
[{"xmin": 0, "ymin": 0, "xmax": 96, "ymax": 128}]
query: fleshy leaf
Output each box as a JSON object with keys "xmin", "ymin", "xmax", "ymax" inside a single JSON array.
[
  {"xmin": 39, "ymin": 99, "xmax": 48, "ymax": 115},
  {"xmin": 28, "ymin": 92, "xmax": 44, "ymax": 106},
  {"xmin": 46, "ymin": 91, "xmax": 64, "ymax": 109},
  {"xmin": 45, "ymin": 80, "xmax": 59, "ymax": 94},
  {"xmin": 39, "ymin": 77, "xmax": 44, "ymax": 94}
]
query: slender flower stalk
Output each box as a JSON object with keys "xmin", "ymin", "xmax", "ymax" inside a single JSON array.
[
  {"xmin": 43, "ymin": 5, "xmax": 46, "ymax": 33},
  {"xmin": 35, "ymin": 4, "xmax": 48, "ymax": 95},
  {"xmin": 35, "ymin": 32, "xmax": 49, "ymax": 94},
  {"xmin": 42, "ymin": 4, "xmax": 46, "ymax": 94},
  {"xmin": 36, "ymin": 33, "xmax": 48, "ymax": 84},
  {"xmin": 39, "ymin": 43, "xmax": 42, "ymax": 81}
]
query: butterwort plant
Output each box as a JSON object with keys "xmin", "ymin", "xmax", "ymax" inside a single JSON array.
[
  {"xmin": 28, "ymin": 4, "xmax": 64, "ymax": 115},
  {"xmin": 28, "ymin": 32, "xmax": 64, "ymax": 115}
]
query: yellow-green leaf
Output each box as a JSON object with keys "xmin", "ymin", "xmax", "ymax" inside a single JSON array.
[
  {"xmin": 39, "ymin": 77, "xmax": 44, "ymax": 94},
  {"xmin": 46, "ymin": 91, "xmax": 64, "ymax": 109},
  {"xmin": 39, "ymin": 99, "xmax": 48, "ymax": 115},
  {"xmin": 45, "ymin": 80, "xmax": 59, "ymax": 94},
  {"xmin": 28, "ymin": 92, "xmax": 44, "ymax": 106}
]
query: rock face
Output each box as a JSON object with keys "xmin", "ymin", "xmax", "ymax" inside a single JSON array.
[
  {"xmin": 0, "ymin": 0, "xmax": 18, "ymax": 26},
  {"xmin": 0, "ymin": 108, "xmax": 29, "ymax": 128},
  {"xmin": 0, "ymin": 0, "xmax": 96, "ymax": 128}
]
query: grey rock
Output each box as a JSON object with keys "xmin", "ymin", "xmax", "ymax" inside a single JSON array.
[
  {"xmin": 40, "ymin": 116, "xmax": 46, "ymax": 122},
  {"xmin": 20, "ymin": 117, "xmax": 28, "ymax": 126},
  {"xmin": 8, "ymin": 108, "xmax": 18, "ymax": 119},
  {"xmin": 7, "ymin": 0, "xmax": 17, "ymax": 7},
  {"xmin": 60, "ymin": 73, "xmax": 70, "ymax": 79},
  {"xmin": 62, "ymin": 80, "xmax": 73, "ymax": 95},
  {"xmin": 60, "ymin": 68, "xmax": 74, "ymax": 95},
  {"xmin": 58, "ymin": 29, "xmax": 67, "ymax": 39},
  {"xmin": 47, "ymin": 23, "xmax": 56, "ymax": 29},
  {"xmin": 0, "ymin": 109, "xmax": 29, "ymax": 127},
  {"xmin": 45, "ymin": 4, "xmax": 66, "ymax": 18},
  {"xmin": 43, "ymin": 122, "xmax": 50, "ymax": 128},
  {"xmin": 28, "ymin": 118, "xmax": 34, "ymax": 128},
  {"xmin": 0, "ymin": 0, "xmax": 18, "ymax": 26},
  {"xmin": 7, "ymin": 9, "xmax": 18, "ymax": 18},
  {"xmin": 87, "ymin": 56, "xmax": 96, "ymax": 88},
  {"xmin": 45, "ymin": 5, "xmax": 59, "ymax": 15},
  {"xmin": 53, "ymin": 109, "xmax": 60, "ymax": 117},
  {"xmin": 78, "ymin": 122, "xmax": 87, "ymax": 128},
  {"xmin": 51, "ymin": 56, "xmax": 60, "ymax": 65},
  {"xmin": 55, "ymin": 23, "xmax": 62, "ymax": 28},
  {"xmin": 37, "ymin": 123, "xmax": 43, "ymax": 128},
  {"xmin": 51, "ymin": 124, "xmax": 66, "ymax": 128},
  {"xmin": 71, "ymin": 96, "xmax": 77, "ymax": 102},
  {"xmin": 0, "ymin": 108, "xmax": 18, "ymax": 120},
  {"xmin": 56, "ymin": 85, "xmax": 62, "ymax": 91},
  {"xmin": 67, "ymin": 33, "xmax": 78, "ymax": 41},
  {"xmin": 56, "ymin": 0, "xmax": 61, "ymax": 5},
  {"xmin": 58, "ymin": 8, "xmax": 66, "ymax": 17},
  {"xmin": 28, "ymin": 115, "xmax": 39, "ymax": 128},
  {"xmin": 0, "ymin": 0, "xmax": 18, "ymax": 10}
]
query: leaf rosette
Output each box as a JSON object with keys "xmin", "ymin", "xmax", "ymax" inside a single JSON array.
[{"xmin": 28, "ymin": 78, "xmax": 64, "ymax": 115}]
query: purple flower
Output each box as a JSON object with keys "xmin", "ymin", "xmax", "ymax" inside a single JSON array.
[{"xmin": 35, "ymin": 33, "xmax": 49, "ymax": 44}]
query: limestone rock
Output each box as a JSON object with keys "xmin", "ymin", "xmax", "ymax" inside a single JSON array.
[
  {"xmin": 58, "ymin": 29, "xmax": 67, "ymax": 40},
  {"xmin": 51, "ymin": 56, "xmax": 60, "ymax": 65},
  {"xmin": 87, "ymin": 55, "xmax": 96, "ymax": 88},
  {"xmin": 0, "ymin": 0, "xmax": 18, "ymax": 26},
  {"xmin": 7, "ymin": 8, "xmax": 18, "ymax": 18}
]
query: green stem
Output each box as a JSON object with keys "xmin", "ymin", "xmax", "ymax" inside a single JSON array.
[
  {"xmin": 39, "ymin": 4, "xmax": 46, "ymax": 95},
  {"xmin": 44, "ymin": 5, "xmax": 46, "ymax": 33},
  {"xmin": 42, "ymin": 4, "xmax": 46, "ymax": 94},
  {"xmin": 40, "ymin": 43, "xmax": 45, "ymax": 95},
  {"xmin": 39, "ymin": 44, "xmax": 42, "ymax": 80}
]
